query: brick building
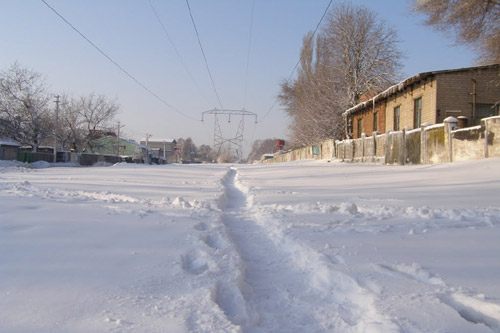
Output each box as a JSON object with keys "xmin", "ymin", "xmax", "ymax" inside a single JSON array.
[{"xmin": 344, "ymin": 64, "xmax": 500, "ymax": 139}]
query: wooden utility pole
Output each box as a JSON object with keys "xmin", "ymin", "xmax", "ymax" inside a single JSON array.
[
  {"xmin": 116, "ymin": 121, "xmax": 125, "ymax": 156},
  {"xmin": 53, "ymin": 95, "xmax": 60, "ymax": 163}
]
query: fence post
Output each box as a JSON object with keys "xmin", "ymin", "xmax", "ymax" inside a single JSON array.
[
  {"xmin": 361, "ymin": 133, "xmax": 366, "ymax": 162},
  {"xmin": 402, "ymin": 128, "xmax": 406, "ymax": 165},
  {"xmin": 484, "ymin": 118, "xmax": 489, "ymax": 159},
  {"xmin": 444, "ymin": 117, "xmax": 458, "ymax": 163},
  {"xmin": 420, "ymin": 124, "xmax": 430, "ymax": 164},
  {"xmin": 385, "ymin": 131, "xmax": 390, "ymax": 164}
]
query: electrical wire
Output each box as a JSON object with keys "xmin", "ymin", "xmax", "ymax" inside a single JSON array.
[
  {"xmin": 243, "ymin": 0, "xmax": 254, "ymax": 109},
  {"xmin": 147, "ymin": 0, "xmax": 210, "ymax": 105},
  {"xmin": 185, "ymin": 0, "xmax": 224, "ymax": 110},
  {"xmin": 40, "ymin": 0, "xmax": 199, "ymax": 122},
  {"xmin": 259, "ymin": 0, "xmax": 334, "ymax": 123}
]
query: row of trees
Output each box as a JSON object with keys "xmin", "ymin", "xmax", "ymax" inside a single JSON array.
[
  {"xmin": 279, "ymin": 3, "xmax": 402, "ymax": 147},
  {"xmin": 0, "ymin": 62, "xmax": 119, "ymax": 152},
  {"xmin": 280, "ymin": 0, "xmax": 499, "ymax": 148},
  {"xmin": 176, "ymin": 137, "xmax": 215, "ymax": 163}
]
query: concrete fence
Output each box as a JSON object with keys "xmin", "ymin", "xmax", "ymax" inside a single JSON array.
[{"xmin": 263, "ymin": 115, "xmax": 500, "ymax": 165}]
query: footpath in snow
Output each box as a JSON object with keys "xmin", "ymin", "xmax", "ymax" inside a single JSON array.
[{"xmin": 221, "ymin": 167, "xmax": 399, "ymax": 332}]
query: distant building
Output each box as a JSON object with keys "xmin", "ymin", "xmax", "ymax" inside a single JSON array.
[
  {"xmin": 90, "ymin": 136, "xmax": 148, "ymax": 163},
  {"xmin": 140, "ymin": 138, "xmax": 177, "ymax": 163},
  {"xmin": 0, "ymin": 140, "xmax": 20, "ymax": 161},
  {"xmin": 261, "ymin": 153, "xmax": 275, "ymax": 161},
  {"xmin": 344, "ymin": 64, "xmax": 500, "ymax": 139}
]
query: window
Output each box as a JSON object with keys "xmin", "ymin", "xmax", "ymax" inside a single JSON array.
[
  {"xmin": 373, "ymin": 112, "xmax": 378, "ymax": 132},
  {"xmin": 357, "ymin": 118, "xmax": 363, "ymax": 138},
  {"xmin": 393, "ymin": 106, "xmax": 400, "ymax": 131},
  {"xmin": 474, "ymin": 103, "xmax": 499, "ymax": 125},
  {"xmin": 414, "ymin": 97, "xmax": 422, "ymax": 128}
]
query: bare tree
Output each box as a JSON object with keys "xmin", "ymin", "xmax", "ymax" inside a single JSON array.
[
  {"xmin": 198, "ymin": 144, "xmax": 214, "ymax": 162},
  {"xmin": 279, "ymin": 2, "xmax": 402, "ymax": 146},
  {"xmin": 414, "ymin": 0, "xmax": 500, "ymax": 65},
  {"xmin": 76, "ymin": 93, "xmax": 119, "ymax": 150},
  {"xmin": 56, "ymin": 94, "xmax": 84, "ymax": 151},
  {"xmin": 0, "ymin": 63, "xmax": 52, "ymax": 150},
  {"xmin": 246, "ymin": 138, "xmax": 278, "ymax": 163},
  {"xmin": 177, "ymin": 137, "xmax": 198, "ymax": 161}
]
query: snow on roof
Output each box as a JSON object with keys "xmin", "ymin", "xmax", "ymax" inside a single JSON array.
[
  {"xmin": 0, "ymin": 139, "xmax": 21, "ymax": 146},
  {"xmin": 119, "ymin": 137, "xmax": 148, "ymax": 149},
  {"xmin": 140, "ymin": 138, "xmax": 176, "ymax": 143},
  {"xmin": 342, "ymin": 64, "xmax": 500, "ymax": 117}
]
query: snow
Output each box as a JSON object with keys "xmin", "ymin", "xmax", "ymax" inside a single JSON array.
[{"xmin": 0, "ymin": 159, "xmax": 499, "ymax": 332}]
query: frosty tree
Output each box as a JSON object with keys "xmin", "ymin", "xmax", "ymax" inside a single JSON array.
[
  {"xmin": 280, "ymin": 3, "xmax": 402, "ymax": 146},
  {"xmin": 414, "ymin": 0, "xmax": 500, "ymax": 65},
  {"xmin": 0, "ymin": 63, "xmax": 52, "ymax": 150}
]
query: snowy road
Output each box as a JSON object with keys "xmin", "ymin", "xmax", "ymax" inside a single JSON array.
[{"xmin": 1, "ymin": 159, "xmax": 499, "ymax": 332}]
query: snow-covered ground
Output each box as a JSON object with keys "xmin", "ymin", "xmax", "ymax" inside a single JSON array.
[{"xmin": 0, "ymin": 159, "xmax": 499, "ymax": 332}]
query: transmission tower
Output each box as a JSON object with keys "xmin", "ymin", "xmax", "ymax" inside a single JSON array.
[{"xmin": 201, "ymin": 108, "xmax": 257, "ymax": 162}]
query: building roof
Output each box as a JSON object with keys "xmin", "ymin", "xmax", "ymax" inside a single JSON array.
[
  {"xmin": 0, "ymin": 139, "xmax": 20, "ymax": 147},
  {"xmin": 140, "ymin": 138, "xmax": 176, "ymax": 143},
  {"xmin": 119, "ymin": 137, "xmax": 148, "ymax": 149},
  {"xmin": 342, "ymin": 64, "xmax": 500, "ymax": 117}
]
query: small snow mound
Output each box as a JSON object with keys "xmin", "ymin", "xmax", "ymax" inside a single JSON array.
[
  {"xmin": 439, "ymin": 292, "xmax": 500, "ymax": 330},
  {"xmin": 380, "ymin": 262, "xmax": 445, "ymax": 286},
  {"xmin": 92, "ymin": 161, "xmax": 113, "ymax": 167},
  {"xmin": 173, "ymin": 196, "xmax": 191, "ymax": 208},
  {"xmin": 30, "ymin": 161, "xmax": 50, "ymax": 169},
  {"xmin": 0, "ymin": 160, "xmax": 25, "ymax": 168},
  {"xmin": 339, "ymin": 202, "xmax": 358, "ymax": 215}
]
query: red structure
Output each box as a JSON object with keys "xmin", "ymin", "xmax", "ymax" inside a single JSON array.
[{"xmin": 276, "ymin": 139, "xmax": 285, "ymax": 152}]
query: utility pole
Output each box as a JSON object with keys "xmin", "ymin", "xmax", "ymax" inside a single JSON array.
[
  {"xmin": 145, "ymin": 133, "xmax": 152, "ymax": 164},
  {"xmin": 53, "ymin": 95, "xmax": 60, "ymax": 163},
  {"xmin": 163, "ymin": 140, "xmax": 166, "ymax": 160},
  {"xmin": 116, "ymin": 121, "xmax": 125, "ymax": 156}
]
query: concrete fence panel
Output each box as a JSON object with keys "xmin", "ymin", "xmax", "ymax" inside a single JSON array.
[
  {"xmin": 386, "ymin": 131, "xmax": 405, "ymax": 165},
  {"xmin": 452, "ymin": 126, "xmax": 485, "ymax": 161},
  {"xmin": 353, "ymin": 138, "xmax": 364, "ymax": 162},
  {"xmin": 363, "ymin": 135, "xmax": 375, "ymax": 163},
  {"xmin": 423, "ymin": 125, "xmax": 447, "ymax": 164},
  {"xmin": 375, "ymin": 134, "xmax": 386, "ymax": 163},
  {"xmin": 405, "ymin": 129, "xmax": 421, "ymax": 164},
  {"xmin": 484, "ymin": 116, "xmax": 500, "ymax": 158}
]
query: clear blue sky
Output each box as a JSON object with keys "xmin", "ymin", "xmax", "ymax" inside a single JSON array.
[{"xmin": 0, "ymin": 0, "xmax": 477, "ymax": 154}]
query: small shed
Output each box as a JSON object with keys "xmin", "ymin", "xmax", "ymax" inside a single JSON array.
[{"xmin": 0, "ymin": 140, "xmax": 21, "ymax": 161}]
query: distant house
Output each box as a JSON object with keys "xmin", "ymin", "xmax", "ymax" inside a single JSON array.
[
  {"xmin": 140, "ymin": 138, "xmax": 177, "ymax": 163},
  {"xmin": 344, "ymin": 64, "xmax": 500, "ymax": 139},
  {"xmin": 261, "ymin": 153, "xmax": 275, "ymax": 161},
  {"xmin": 90, "ymin": 136, "xmax": 148, "ymax": 162},
  {"xmin": 0, "ymin": 140, "xmax": 20, "ymax": 161}
]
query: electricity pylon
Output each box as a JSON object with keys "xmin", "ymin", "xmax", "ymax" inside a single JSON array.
[{"xmin": 201, "ymin": 108, "xmax": 257, "ymax": 162}]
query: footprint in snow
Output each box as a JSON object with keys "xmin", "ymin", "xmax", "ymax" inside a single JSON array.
[{"xmin": 181, "ymin": 250, "xmax": 210, "ymax": 275}]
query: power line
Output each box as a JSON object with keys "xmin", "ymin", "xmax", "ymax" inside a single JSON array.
[
  {"xmin": 147, "ymin": 0, "xmax": 210, "ymax": 105},
  {"xmin": 185, "ymin": 0, "xmax": 224, "ymax": 110},
  {"xmin": 259, "ymin": 0, "xmax": 334, "ymax": 123},
  {"xmin": 40, "ymin": 0, "xmax": 199, "ymax": 122},
  {"xmin": 243, "ymin": 0, "xmax": 255, "ymax": 109}
]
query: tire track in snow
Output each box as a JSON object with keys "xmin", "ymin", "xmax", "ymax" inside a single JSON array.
[{"xmin": 221, "ymin": 167, "xmax": 400, "ymax": 332}]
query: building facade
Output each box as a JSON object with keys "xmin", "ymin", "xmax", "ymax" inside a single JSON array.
[
  {"xmin": 139, "ymin": 138, "xmax": 177, "ymax": 163},
  {"xmin": 344, "ymin": 65, "xmax": 500, "ymax": 138}
]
